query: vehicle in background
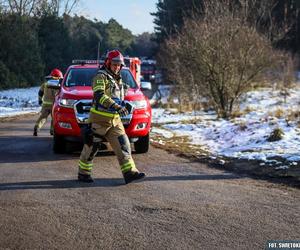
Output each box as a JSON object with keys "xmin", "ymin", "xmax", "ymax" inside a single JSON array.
[
  {"xmin": 124, "ymin": 57, "xmax": 141, "ymax": 85},
  {"xmin": 141, "ymin": 59, "xmax": 157, "ymax": 83},
  {"xmin": 52, "ymin": 59, "xmax": 152, "ymax": 154}
]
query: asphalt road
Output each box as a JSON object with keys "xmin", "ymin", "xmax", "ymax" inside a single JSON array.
[{"xmin": 0, "ymin": 114, "xmax": 299, "ymax": 250}]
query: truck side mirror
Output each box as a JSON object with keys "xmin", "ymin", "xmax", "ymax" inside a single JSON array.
[
  {"xmin": 46, "ymin": 79, "xmax": 61, "ymax": 89},
  {"xmin": 141, "ymin": 81, "xmax": 152, "ymax": 91}
]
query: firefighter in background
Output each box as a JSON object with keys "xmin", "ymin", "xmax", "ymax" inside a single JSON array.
[
  {"xmin": 33, "ymin": 68, "xmax": 63, "ymax": 136},
  {"xmin": 78, "ymin": 50, "xmax": 145, "ymax": 184}
]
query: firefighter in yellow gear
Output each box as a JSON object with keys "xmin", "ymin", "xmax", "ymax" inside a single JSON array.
[
  {"xmin": 78, "ymin": 50, "xmax": 145, "ymax": 184},
  {"xmin": 33, "ymin": 68, "xmax": 63, "ymax": 136}
]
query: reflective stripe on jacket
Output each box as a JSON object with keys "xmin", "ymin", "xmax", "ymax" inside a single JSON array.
[
  {"xmin": 39, "ymin": 82, "xmax": 58, "ymax": 107},
  {"xmin": 89, "ymin": 67, "xmax": 125, "ymax": 123}
]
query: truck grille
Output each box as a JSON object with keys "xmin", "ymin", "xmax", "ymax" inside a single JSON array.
[
  {"xmin": 74, "ymin": 100, "xmax": 92, "ymax": 123},
  {"xmin": 74, "ymin": 99, "xmax": 133, "ymax": 126}
]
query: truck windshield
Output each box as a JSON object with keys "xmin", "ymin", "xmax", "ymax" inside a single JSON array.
[
  {"xmin": 65, "ymin": 68, "xmax": 137, "ymax": 88},
  {"xmin": 141, "ymin": 64, "xmax": 155, "ymax": 72}
]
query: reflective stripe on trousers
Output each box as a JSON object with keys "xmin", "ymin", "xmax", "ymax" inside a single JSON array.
[{"xmin": 78, "ymin": 119, "xmax": 138, "ymax": 176}]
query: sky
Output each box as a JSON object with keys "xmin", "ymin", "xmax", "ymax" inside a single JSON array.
[
  {"xmin": 76, "ymin": 0, "xmax": 158, "ymax": 35},
  {"xmin": 2, "ymin": 84, "xmax": 300, "ymax": 171}
]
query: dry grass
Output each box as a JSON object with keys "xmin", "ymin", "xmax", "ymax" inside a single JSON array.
[
  {"xmin": 150, "ymin": 132, "xmax": 210, "ymax": 158},
  {"xmin": 181, "ymin": 117, "xmax": 203, "ymax": 124},
  {"xmin": 267, "ymin": 108, "xmax": 285, "ymax": 120},
  {"xmin": 244, "ymin": 106, "xmax": 256, "ymax": 114},
  {"xmin": 287, "ymin": 109, "xmax": 300, "ymax": 122},
  {"xmin": 230, "ymin": 110, "xmax": 244, "ymax": 118},
  {"xmin": 160, "ymin": 102, "xmax": 203, "ymax": 113},
  {"xmin": 273, "ymin": 108, "xmax": 285, "ymax": 119}
]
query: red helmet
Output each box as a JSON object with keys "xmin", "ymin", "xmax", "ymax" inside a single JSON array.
[
  {"xmin": 104, "ymin": 50, "xmax": 124, "ymax": 68},
  {"xmin": 50, "ymin": 68, "xmax": 63, "ymax": 79}
]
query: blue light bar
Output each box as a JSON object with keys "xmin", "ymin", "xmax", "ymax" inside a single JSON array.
[{"xmin": 72, "ymin": 59, "xmax": 105, "ymax": 65}]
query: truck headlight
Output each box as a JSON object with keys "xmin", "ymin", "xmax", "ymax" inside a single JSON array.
[
  {"xmin": 59, "ymin": 98, "xmax": 77, "ymax": 108},
  {"xmin": 130, "ymin": 100, "xmax": 147, "ymax": 109}
]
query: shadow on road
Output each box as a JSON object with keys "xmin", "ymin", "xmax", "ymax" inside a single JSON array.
[
  {"xmin": 0, "ymin": 135, "xmax": 152, "ymax": 164},
  {"xmin": 0, "ymin": 136, "xmax": 74, "ymax": 163},
  {"xmin": 0, "ymin": 135, "xmax": 118, "ymax": 163},
  {"xmin": 0, "ymin": 174, "xmax": 241, "ymax": 190}
]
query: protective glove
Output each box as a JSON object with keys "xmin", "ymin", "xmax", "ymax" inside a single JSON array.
[{"xmin": 116, "ymin": 105, "xmax": 129, "ymax": 117}]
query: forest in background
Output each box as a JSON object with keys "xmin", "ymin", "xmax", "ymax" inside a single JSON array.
[
  {"xmin": 1, "ymin": 0, "xmax": 300, "ymax": 93},
  {"xmin": 153, "ymin": 0, "xmax": 300, "ymax": 52},
  {"xmin": 0, "ymin": 0, "xmax": 157, "ymax": 89}
]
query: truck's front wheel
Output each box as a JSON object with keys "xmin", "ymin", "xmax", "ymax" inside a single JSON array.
[
  {"xmin": 53, "ymin": 133, "xmax": 66, "ymax": 154},
  {"xmin": 134, "ymin": 134, "xmax": 149, "ymax": 154}
]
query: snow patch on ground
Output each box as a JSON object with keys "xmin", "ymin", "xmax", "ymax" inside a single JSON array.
[
  {"xmin": 0, "ymin": 87, "xmax": 40, "ymax": 117},
  {"xmin": 151, "ymin": 87, "xmax": 300, "ymax": 164}
]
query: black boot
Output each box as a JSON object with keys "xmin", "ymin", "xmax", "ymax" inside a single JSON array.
[
  {"xmin": 78, "ymin": 173, "xmax": 94, "ymax": 183},
  {"xmin": 123, "ymin": 171, "xmax": 145, "ymax": 184},
  {"xmin": 33, "ymin": 128, "xmax": 38, "ymax": 136}
]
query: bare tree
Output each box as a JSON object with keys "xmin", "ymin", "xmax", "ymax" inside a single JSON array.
[
  {"xmin": 270, "ymin": 53, "xmax": 297, "ymax": 103},
  {"xmin": 159, "ymin": 0, "xmax": 288, "ymax": 118},
  {"xmin": 236, "ymin": 0, "xmax": 297, "ymax": 46},
  {"xmin": 1, "ymin": 0, "xmax": 79, "ymax": 16},
  {"xmin": 62, "ymin": 0, "xmax": 79, "ymax": 15},
  {"xmin": 48, "ymin": 0, "xmax": 79, "ymax": 15},
  {"xmin": 3, "ymin": 0, "xmax": 39, "ymax": 15}
]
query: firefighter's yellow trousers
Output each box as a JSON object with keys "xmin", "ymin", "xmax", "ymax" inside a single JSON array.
[
  {"xmin": 34, "ymin": 105, "xmax": 53, "ymax": 133},
  {"xmin": 78, "ymin": 118, "xmax": 137, "ymax": 176}
]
